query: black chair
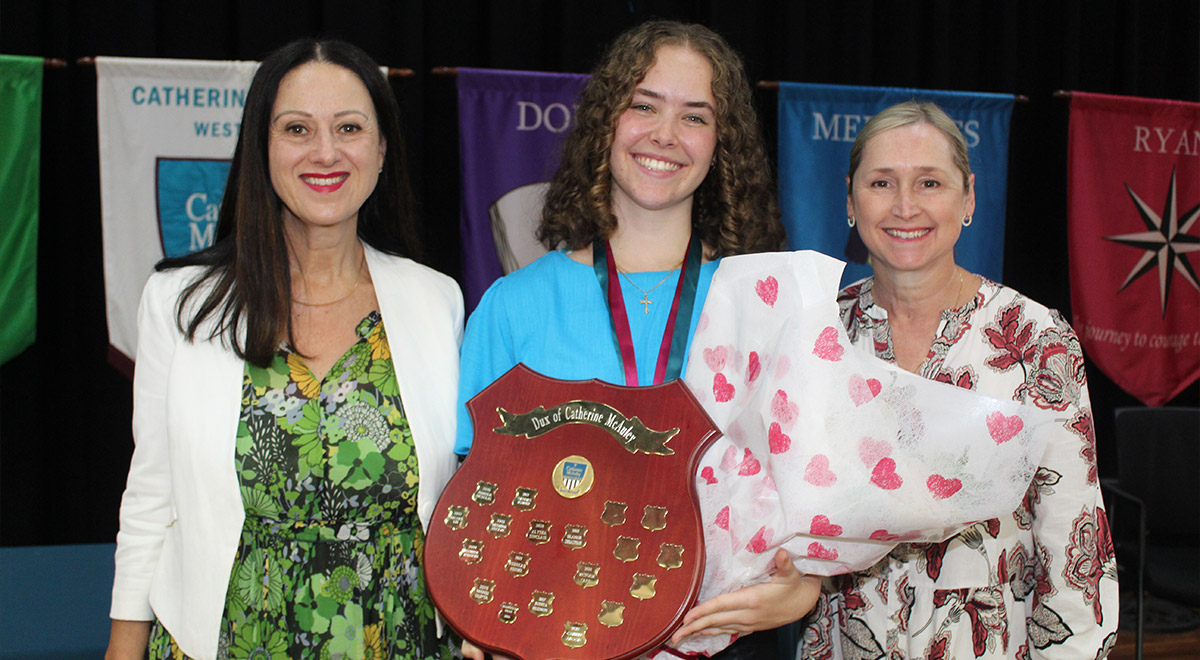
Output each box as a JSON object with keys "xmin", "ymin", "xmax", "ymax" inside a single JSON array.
[{"xmin": 1102, "ymin": 406, "xmax": 1200, "ymax": 660}]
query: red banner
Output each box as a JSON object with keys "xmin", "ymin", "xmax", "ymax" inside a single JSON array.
[{"xmin": 1067, "ymin": 92, "xmax": 1200, "ymax": 406}]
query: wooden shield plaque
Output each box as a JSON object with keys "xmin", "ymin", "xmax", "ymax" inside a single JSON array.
[{"xmin": 425, "ymin": 364, "xmax": 721, "ymax": 660}]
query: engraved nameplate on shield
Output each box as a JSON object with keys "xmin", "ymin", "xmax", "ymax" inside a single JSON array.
[
  {"xmin": 444, "ymin": 505, "xmax": 468, "ymax": 530},
  {"xmin": 498, "ymin": 602, "xmax": 519, "ymax": 624},
  {"xmin": 473, "ymin": 481, "xmax": 498, "ymax": 505},
  {"xmin": 562, "ymin": 622, "xmax": 588, "ymax": 649},
  {"xmin": 526, "ymin": 520, "xmax": 552, "ymax": 545},
  {"xmin": 505, "ymin": 551, "xmax": 531, "ymax": 578},
  {"xmin": 488, "ymin": 513, "xmax": 513, "ymax": 538},
  {"xmin": 574, "ymin": 561, "xmax": 600, "ymax": 588},
  {"xmin": 460, "ymin": 539, "xmax": 484, "ymax": 565},
  {"xmin": 562, "ymin": 524, "xmax": 588, "ymax": 549},
  {"xmin": 470, "ymin": 578, "xmax": 495, "ymax": 604},
  {"xmin": 529, "ymin": 590, "xmax": 555, "ymax": 617},
  {"xmin": 513, "ymin": 487, "xmax": 538, "ymax": 511}
]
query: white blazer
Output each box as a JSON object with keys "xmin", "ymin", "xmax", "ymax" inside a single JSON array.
[{"xmin": 110, "ymin": 247, "xmax": 464, "ymax": 660}]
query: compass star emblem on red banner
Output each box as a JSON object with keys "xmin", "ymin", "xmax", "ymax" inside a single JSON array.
[
  {"xmin": 1066, "ymin": 91, "xmax": 1199, "ymax": 406},
  {"xmin": 1105, "ymin": 168, "xmax": 1200, "ymax": 316}
]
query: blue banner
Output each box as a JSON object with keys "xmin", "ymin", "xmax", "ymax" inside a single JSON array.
[
  {"xmin": 778, "ymin": 83, "xmax": 1014, "ymax": 287},
  {"xmin": 457, "ymin": 68, "xmax": 589, "ymax": 311}
]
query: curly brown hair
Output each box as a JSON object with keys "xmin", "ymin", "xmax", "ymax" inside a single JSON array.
[{"xmin": 537, "ymin": 20, "xmax": 784, "ymax": 257}]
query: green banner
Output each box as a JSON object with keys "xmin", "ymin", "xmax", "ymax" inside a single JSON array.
[{"xmin": 0, "ymin": 55, "xmax": 41, "ymax": 364}]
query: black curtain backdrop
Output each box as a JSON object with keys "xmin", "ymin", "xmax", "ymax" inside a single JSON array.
[{"xmin": 1, "ymin": 1, "xmax": 1196, "ymax": 546}]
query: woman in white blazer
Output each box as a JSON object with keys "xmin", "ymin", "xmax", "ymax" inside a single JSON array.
[{"xmin": 107, "ymin": 40, "xmax": 463, "ymax": 660}]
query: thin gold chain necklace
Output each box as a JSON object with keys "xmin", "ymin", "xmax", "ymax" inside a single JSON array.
[
  {"xmin": 291, "ymin": 252, "xmax": 366, "ymax": 307},
  {"xmin": 618, "ymin": 259, "xmax": 684, "ymax": 314}
]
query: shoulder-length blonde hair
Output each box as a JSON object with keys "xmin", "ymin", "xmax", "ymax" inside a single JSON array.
[{"xmin": 538, "ymin": 20, "xmax": 784, "ymax": 256}]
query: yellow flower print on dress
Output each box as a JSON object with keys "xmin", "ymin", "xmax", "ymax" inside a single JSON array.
[
  {"xmin": 367, "ymin": 322, "xmax": 391, "ymax": 361},
  {"xmin": 287, "ymin": 352, "xmax": 321, "ymax": 398}
]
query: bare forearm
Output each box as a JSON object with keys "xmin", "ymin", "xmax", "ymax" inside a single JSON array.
[{"xmin": 106, "ymin": 619, "xmax": 151, "ymax": 660}]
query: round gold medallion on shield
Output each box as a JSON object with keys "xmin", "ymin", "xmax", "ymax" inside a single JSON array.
[{"xmin": 551, "ymin": 455, "xmax": 595, "ymax": 499}]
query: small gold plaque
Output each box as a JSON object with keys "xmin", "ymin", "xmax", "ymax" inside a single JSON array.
[
  {"xmin": 613, "ymin": 536, "xmax": 641, "ymax": 562},
  {"xmin": 444, "ymin": 505, "xmax": 468, "ymax": 530},
  {"xmin": 641, "ymin": 505, "xmax": 668, "ymax": 531},
  {"xmin": 657, "ymin": 543, "xmax": 685, "ymax": 570},
  {"xmin": 551, "ymin": 455, "xmax": 595, "ymax": 499},
  {"xmin": 630, "ymin": 573, "xmax": 657, "ymax": 600},
  {"xmin": 598, "ymin": 600, "xmax": 625, "ymax": 627},
  {"xmin": 459, "ymin": 539, "xmax": 484, "ymax": 565},
  {"xmin": 601, "ymin": 500, "xmax": 627, "ymax": 526},
  {"xmin": 513, "ymin": 487, "xmax": 538, "ymax": 511},
  {"xmin": 473, "ymin": 481, "xmax": 499, "ymax": 505},
  {"xmin": 487, "ymin": 513, "xmax": 513, "ymax": 538},
  {"xmin": 562, "ymin": 524, "xmax": 588, "ymax": 550},
  {"xmin": 529, "ymin": 590, "xmax": 555, "ymax": 617},
  {"xmin": 573, "ymin": 561, "xmax": 600, "ymax": 588},
  {"xmin": 526, "ymin": 520, "xmax": 553, "ymax": 544},
  {"xmin": 469, "ymin": 578, "xmax": 495, "ymax": 604},
  {"xmin": 505, "ymin": 551, "xmax": 531, "ymax": 578},
  {"xmin": 562, "ymin": 622, "xmax": 588, "ymax": 649},
  {"xmin": 498, "ymin": 602, "xmax": 520, "ymax": 624}
]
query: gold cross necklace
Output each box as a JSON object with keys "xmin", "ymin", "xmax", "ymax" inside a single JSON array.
[{"xmin": 618, "ymin": 260, "xmax": 684, "ymax": 314}]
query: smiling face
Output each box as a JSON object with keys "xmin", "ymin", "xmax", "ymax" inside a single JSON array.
[
  {"xmin": 847, "ymin": 122, "xmax": 976, "ymax": 277},
  {"xmin": 608, "ymin": 45, "xmax": 717, "ymax": 221},
  {"xmin": 268, "ymin": 61, "xmax": 385, "ymax": 234}
]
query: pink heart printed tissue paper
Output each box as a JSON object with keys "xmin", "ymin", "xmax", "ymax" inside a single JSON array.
[{"xmin": 669, "ymin": 251, "xmax": 1058, "ymax": 656}]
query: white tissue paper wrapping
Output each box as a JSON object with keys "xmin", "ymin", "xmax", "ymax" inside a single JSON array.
[{"xmin": 667, "ymin": 252, "xmax": 1057, "ymax": 656}]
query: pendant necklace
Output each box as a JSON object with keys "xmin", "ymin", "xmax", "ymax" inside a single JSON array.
[
  {"xmin": 593, "ymin": 237, "xmax": 701, "ymax": 386},
  {"xmin": 618, "ymin": 260, "xmax": 684, "ymax": 314}
]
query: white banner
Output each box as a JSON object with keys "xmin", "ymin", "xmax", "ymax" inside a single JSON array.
[{"xmin": 97, "ymin": 56, "xmax": 258, "ymax": 363}]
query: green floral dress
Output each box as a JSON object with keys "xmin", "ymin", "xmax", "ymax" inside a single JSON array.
[{"xmin": 149, "ymin": 313, "xmax": 455, "ymax": 660}]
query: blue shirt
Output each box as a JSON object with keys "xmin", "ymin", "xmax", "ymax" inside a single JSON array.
[{"xmin": 455, "ymin": 249, "xmax": 719, "ymax": 454}]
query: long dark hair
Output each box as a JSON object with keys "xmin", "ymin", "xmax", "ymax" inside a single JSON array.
[
  {"xmin": 160, "ymin": 39, "xmax": 418, "ymax": 366},
  {"xmin": 538, "ymin": 20, "xmax": 784, "ymax": 256}
]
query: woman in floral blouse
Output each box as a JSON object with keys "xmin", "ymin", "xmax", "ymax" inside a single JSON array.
[{"xmin": 797, "ymin": 101, "xmax": 1119, "ymax": 660}]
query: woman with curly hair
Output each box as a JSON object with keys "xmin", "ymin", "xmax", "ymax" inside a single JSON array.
[{"xmin": 456, "ymin": 19, "xmax": 817, "ymax": 660}]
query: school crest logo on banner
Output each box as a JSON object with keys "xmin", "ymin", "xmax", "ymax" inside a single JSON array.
[{"xmin": 156, "ymin": 157, "xmax": 232, "ymax": 258}]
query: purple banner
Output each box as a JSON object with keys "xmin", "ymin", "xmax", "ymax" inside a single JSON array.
[{"xmin": 457, "ymin": 68, "xmax": 590, "ymax": 311}]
